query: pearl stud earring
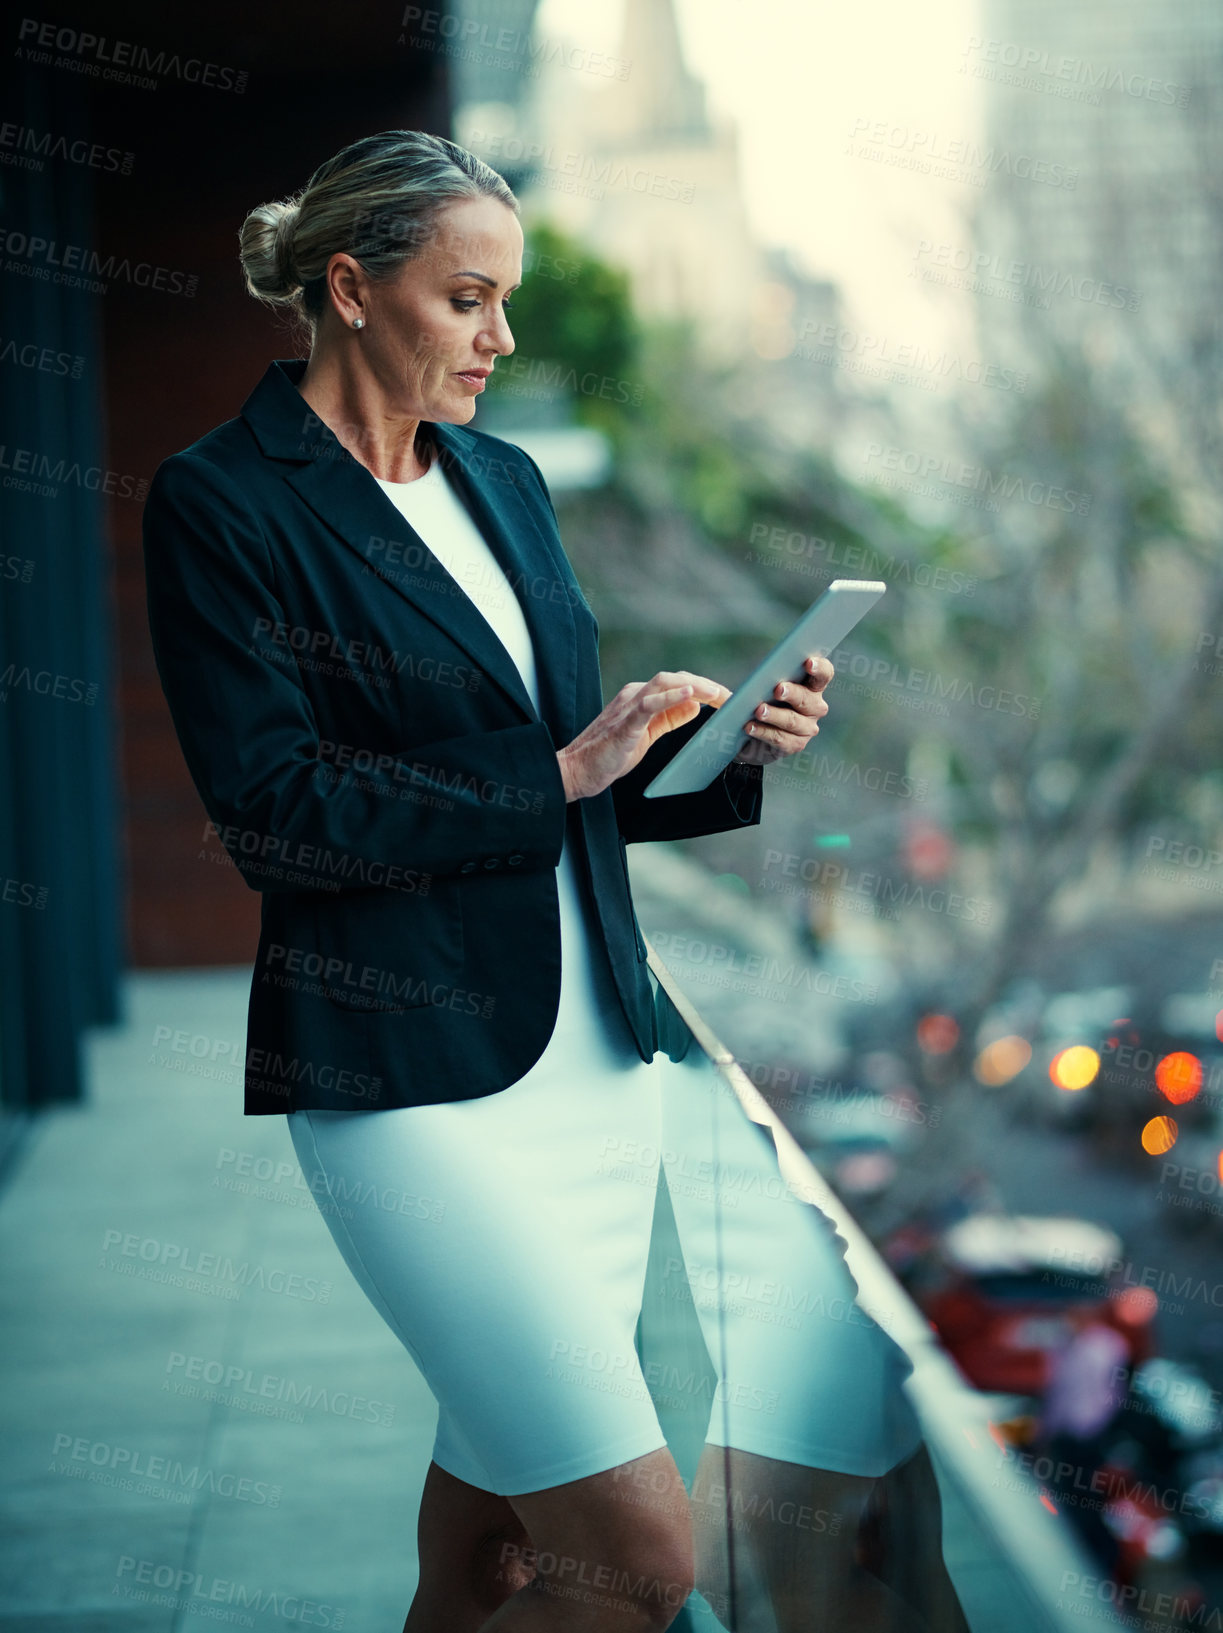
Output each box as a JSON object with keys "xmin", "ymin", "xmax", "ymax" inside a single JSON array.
[{"xmin": 352, "ymin": 318, "xmax": 364, "ymax": 330}]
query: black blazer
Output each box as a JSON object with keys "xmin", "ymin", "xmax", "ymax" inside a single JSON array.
[{"xmin": 143, "ymin": 358, "xmax": 763, "ymax": 1114}]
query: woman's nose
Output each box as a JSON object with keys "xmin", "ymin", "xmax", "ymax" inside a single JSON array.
[{"xmin": 484, "ymin": 306, "xmax": 515, "ymax": 357}]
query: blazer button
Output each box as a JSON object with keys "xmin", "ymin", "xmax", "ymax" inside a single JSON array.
[
  {"xmin": 482, "ymin": 857, "xmax": 501, "ymax": 870},
  {"xmin": 460, "ymin": 861, "xmax": 477, "ymax": 874},
  {"xmin": 507, "ymin": 854, "xmax": 524, "ymax": 866}
]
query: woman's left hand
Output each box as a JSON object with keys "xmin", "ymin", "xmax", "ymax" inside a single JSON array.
[{"xmin": 731, "ymin": 654, "xmax": 834, "ymax": 766}]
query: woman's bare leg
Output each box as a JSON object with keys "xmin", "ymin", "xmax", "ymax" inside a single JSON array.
[
  {"xmin": 475, "ymin": 1445, "xmax": 695, "ymax": 1630},
  {"xmin": 403, "ymin": 1461, "xmax": 537, "ymax": 1632}
]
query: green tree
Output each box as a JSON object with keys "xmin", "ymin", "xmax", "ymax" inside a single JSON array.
[{"xmin": 484, "ymin": 222, "xmax": 640, "ymax": 437}]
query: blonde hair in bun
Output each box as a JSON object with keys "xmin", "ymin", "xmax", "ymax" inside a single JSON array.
[{"xmin": 238, "ymin": 198, "xmax": 303, "ymax": 304}]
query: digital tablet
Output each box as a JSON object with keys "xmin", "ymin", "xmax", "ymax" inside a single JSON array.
[{"xmin": 643, "ymin": 579, "xmax": 887, "ymax": 798}]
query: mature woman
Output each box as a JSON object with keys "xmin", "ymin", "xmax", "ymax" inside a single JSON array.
[{"xmin": 143, "ymin": 131, "xmax": 966, "ymax": 1632}]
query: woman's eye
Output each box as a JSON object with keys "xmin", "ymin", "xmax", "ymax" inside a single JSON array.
[{"xmin": 450, "ymin": 298, "xmax": 515, "ymax": 312}]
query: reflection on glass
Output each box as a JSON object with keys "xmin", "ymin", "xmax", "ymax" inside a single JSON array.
[{"xmin": 638, "ymin": 972, "xmax": 970, "ymax": 1631}]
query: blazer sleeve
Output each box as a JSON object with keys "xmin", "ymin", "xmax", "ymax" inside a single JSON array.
[
  {"xmin": 513, "ymin": 446, "xmax": 766, "ymax": 848},
  {"xmin": 142, "ymin": 451, "xmax": 568, "ymax": 894},
  {"xmin": 611, "ymin": 705, "xmax": 764, "ymax": 844}
]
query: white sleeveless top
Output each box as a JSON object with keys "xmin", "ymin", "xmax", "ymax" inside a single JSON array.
[{"xmin": 372, "ymin": 453, "xmax": 644, "ymax": 1078}]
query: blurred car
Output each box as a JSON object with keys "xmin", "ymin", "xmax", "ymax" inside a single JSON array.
[
  {"xmin": 1090, "ymin": 1001, "xmax": 1223, "ymax": 1155},
  {"xmin": 898, "ymin": 1213, "xmax": 1156, "ymax": 1396},
  {"xmin": 1000, "ymin": 985, "xmax": 1132, "ymax": 1129},
  {"xmin": 997, "ymin": 988, "xmax": 1223, "ymax": 1160},
  {"xmin": 1100, "ymin": 1358, "xmax": 1223, "ymax": 1568}
]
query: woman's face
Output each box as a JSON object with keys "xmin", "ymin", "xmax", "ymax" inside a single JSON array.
[{"xmin": 335, "ymin": 193, "xmax": 522, "ymax": 425}]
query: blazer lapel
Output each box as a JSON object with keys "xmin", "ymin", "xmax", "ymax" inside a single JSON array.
[
  {"xmin": 433, "ymin": 421, "xmax": 578, "ymax": 748},
  {"xmin": 242, "ymin": 360, "xmax": 576, "ymax": 744},
  {"xmin": 285, "ymin": 454, "xmax": 540, "ymax": 725}
]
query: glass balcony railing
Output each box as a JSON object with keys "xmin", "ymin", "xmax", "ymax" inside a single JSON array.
[
  {"xmin": 639, "ymin": 947, "xmax": 1131, "ymax": 1633},
  {"xmin": 0, "ymin": 960, "xmax": 1138, "ymax": 1632}
]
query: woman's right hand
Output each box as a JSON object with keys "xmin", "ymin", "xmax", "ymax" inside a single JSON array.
[{"xmin": 557, "ymin": 672, "xmax": 732, "ymax": 802}]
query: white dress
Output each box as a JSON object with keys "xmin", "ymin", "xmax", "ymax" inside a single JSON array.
[{"xmin": 286, "ymin": 451, "xmax": 922, "ymax": 1496}]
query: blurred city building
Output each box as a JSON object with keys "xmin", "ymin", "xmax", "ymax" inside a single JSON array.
[
  {"xmin": 969, "ymin": 0, "xmax": 1221, "ymax": 361},
  {"xmin": 454, "ymin": 0, "xmax": 846, "ymax": 441},
  {"xmin": 463, "ymin": 0, "xmax": 764, "ymax": 362}
]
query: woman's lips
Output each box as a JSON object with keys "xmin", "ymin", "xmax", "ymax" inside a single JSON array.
[{"xmin": 454, "ymin": 371, "xmax": 488, "ymax": 390}]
